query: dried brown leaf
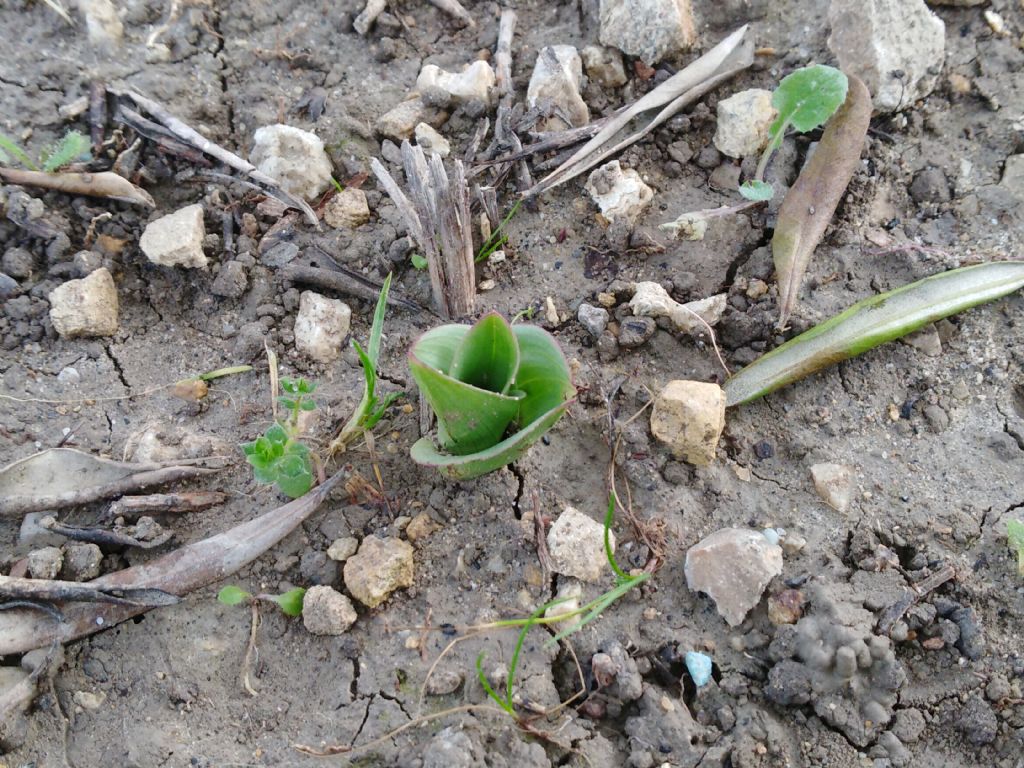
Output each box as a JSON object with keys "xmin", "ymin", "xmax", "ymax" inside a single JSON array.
[{"xmin": 773, "ymin": 75, "xmax": 871, "ymax": 327}]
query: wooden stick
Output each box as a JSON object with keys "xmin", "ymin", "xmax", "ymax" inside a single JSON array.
[
  {"xmin": 109, "ymin": 87, "xmax": 319, "ymax": 226},
  {"xmin": 494, "ymin": 10, "xmax": 516, "ymax": 97},
  {"xmin": 108, "ymin": 491, "xmax": 227, "ymax": 517},
  {"xmin": 0, "ymin": 167, "xmax": 154, "ymax": 207},
  {"xmin": 0, "ymin": 471, "xmax": 347, "ymax": 655},
  {"xmin": 279, "ymin": 263, "xmax": 421, "ymax": 310},
  {"xmin": 353, "ymin": 0, "xmax": 386, "ymax": 35},
  {"xmin": 0, "ymin": 575, "xmax": 179, "ymax": 607},
  {"xmin": 427, "ymin": 0, "xmax": 475, "ymax": 27}
]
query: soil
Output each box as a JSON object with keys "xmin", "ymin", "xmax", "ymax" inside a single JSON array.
[{"xmin": 2, "ymin": 0, "xmax": 1024, "ymax": 766}]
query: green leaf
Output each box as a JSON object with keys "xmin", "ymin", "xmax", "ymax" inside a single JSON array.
[
  {"xmin": 409, "ymin": 360, "xmax": 523, "ymax": 455},
  {"xmin": 1008, "ymin": 519, "xmax": 1024, "ymax": 577},
  {"xmin": 217, "ymin": 585, "xmax": 251, "ymax": 606},
  {"xmin": 771, "ymin": 64, "xmax": 848, "ymax": 135},
  {"xmin": 265, "ymin": 422, "xmax": 289, "ymax": 445},
  {"xmin": 448, "ymin": 312, "xmax": 520, "ymax": 394},
  {"xmin": 411, "ymin": 253, "xmax": 428, "ymax": 270},
  {"xmin": 368, "ymin": 273, "xmax": 392, "ymax": 366},
  {"xmin": 410, "ymin": 398, "xmax": 571, "ymax": 479},
  {"xmin": 297, "ymin": 379, "xmax": 315, "ymax": 394},
  {"xmin": 275, "ymin": 453, "xmax": 313, "ymax": 498},
  {"xmin": 277, "ymin": 397, "xmax": 297, "ymax": 410},
  {"xmin": 0, "ymin": 132, "xmax": 39, "ymax": 171},
  {"xmin": 299, "ymin": 399, "xmax": 317, "ymax": 411},
  {"xmin": 409, "ymin": 325, "xmax": 468, "ymax": 372},
  {"xmin": 739, "ymin": 180, "xmax": 775, "ymax": 201},
  {"xmin": 271, "ymin": 587, "xmax": 307, "ymax": 616},
  {"xmin": 723, "ymin": 261, "xmax": 1024, "ymax": 406},
  {"xmin": 280, "ymin": 378, "xmax": 299, "ymax": 394},
  {"xmin": 511, "ymin": 325, "xmax": 575, "ymax": 427},
  {"xmin": 40, "ymin": 131, "xmax": 90, "ymax": 173}
]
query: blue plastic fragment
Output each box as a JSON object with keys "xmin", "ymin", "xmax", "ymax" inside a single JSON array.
[
  {"xmin": 684, "ymin": 651, "xmax": 713, "ymax": 687},
  {"xmin": 762, "ymin": 528, "xmax": 780, "ymax": 546}
]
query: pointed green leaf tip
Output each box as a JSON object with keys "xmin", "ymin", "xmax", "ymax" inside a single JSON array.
[
  {"xmin": 272, "ymin": 587, "xmax": 307, "ymax": 616},
  {"xmin": 409, "ymin": 315, "xmax": 575, "ymax": 479}
]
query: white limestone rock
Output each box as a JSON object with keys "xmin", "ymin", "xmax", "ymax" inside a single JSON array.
[
  {"xmin": 293, "ymin": 291, "xmax": 351, "ymax": 363},
  {"xmin": 547, "ymin": 506, "xmax": 616, "ymax": 583},
  {"xmin": 48, "ymin": 267, "xmax": 118, "ymax": 338},
  {"xmin": 685, "ymin": 528, "xmax": 783, "ymax": 626},
  {"xmin": 527, "ymin": 45, "xmax": 590, "ymax": 131},
  {"xmin": 599, "ymin": 0, "xmax": 698, "ymax": 64},
  {"xmin": 650, "ymin": 380, "xmax": 726, "ymax": 467},
  {"xmin": 140, "ymin": 204, "xmax": 207, "ymax": 268},
  {"xmin": 714, "ymin": 89, "xmax": 778, "ymax": 159},
  {"xmin": 250, "ymin": 124, "xmax": 334, "ymax": 202},
  {"xmin": 585, "ymin": 161, "xmax": 653, "ymax": 226}
]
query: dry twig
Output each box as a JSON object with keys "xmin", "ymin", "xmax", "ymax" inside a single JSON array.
[{"xmin": 0, "ymin": 167, "xmax": 155, "ymax": 207}]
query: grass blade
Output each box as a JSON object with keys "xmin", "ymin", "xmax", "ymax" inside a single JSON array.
[{"xmin": 724, "ymin": 261, "xmax": 1024, "ymax": 406}]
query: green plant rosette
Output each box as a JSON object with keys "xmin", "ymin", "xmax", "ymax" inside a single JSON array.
[{"xmin": 409, "ymin": 312, "xmax": 575, "ymax": 480}]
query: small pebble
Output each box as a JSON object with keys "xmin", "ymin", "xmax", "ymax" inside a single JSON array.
[{"xmin": 684, "ymin": 651, "xmax": 713, "ymax": 687}]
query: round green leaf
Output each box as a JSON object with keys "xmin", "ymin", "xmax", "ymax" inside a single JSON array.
[
  {"xmin": 217, "ymin": 585, "xmax": 251, "ymax": 606},
  {"xmin": 739, "ymin": 180, "xmax": 775, "ymax": 202},
  {"xmin": 771, "ymin": 64, "xmax": 848, "ymax": 135},
  {"xmin": 448, "ymin": 312, "xmax": 520, "ymax": 395},
  {"xmin": 275, "ymin": 453, "xmax": 312, "ymax": 498}
]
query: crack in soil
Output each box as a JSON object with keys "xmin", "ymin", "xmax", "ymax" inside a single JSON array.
[
  {"xmin": 348, "ymin": 694, "xmax": 373, "ymax": 748},
  {"xmin": 102, "ymin": 343, "xmax": 130, "ymax": 390},
  {"xmin": 510, "ymin": 463, "xmax": 525, "ymax": 520}
]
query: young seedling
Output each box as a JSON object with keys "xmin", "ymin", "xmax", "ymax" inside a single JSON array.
[
  {"xmin": 242, "ymin": 377, "xmax": 317, "ymax": 498},
  {"xmin": 409, "ymin": 312, "xmax": 575, "ymax": 479},
  {"xmin": 329, "ymin": 274, "xmax": 403, "ymax": 454},
  {"xmin": 1008, "ymin": 520, "xmax": 1024, "ymax": 578},
  {"xmin": 0, "ymin": 130, "xmax": 91, "ymax": 173},
  {"xmin": 475, "ymin": 493, "xmax": 649, "ymax": 718},
  {"xmin": 169, "ymin": 364, "xmax": 253, "ymax": 401},
  {"xmin": 738, "ymin": 64, "xmax": 848, "ymax": 201},
  {"xmin": 217, "ymin": 584, "xmax": 307, "ymax": 616},
  {"xmin": 475, "ymin": 199, "xmax": 521, "ymax": 263}
]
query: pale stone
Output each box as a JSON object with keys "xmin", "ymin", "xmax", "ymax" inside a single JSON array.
[
  {"xmin": 629, "ymin": 281, "xmax": 726, "ymax": 335},
  {"xmin": 810, "ymin": 463, "xmax": 855, "ymax": 513},
  {"xmin": 650, "ymin": 380, "xmax": 726, "ymax": 467},
  {"xmin": 293, "ymin": 291, "xmax": 351, "ymax": 363},
  {"xmin": 828, "ymin": 0, "xmax": 945, "ymax": 113},
  {"xmin": 547, "ymin": 506, "xmax": 615, "ymax": 583},
  {"xmin": 48, "ymin": 267, "xmax": 118, "ymax": 338},
  {"xmin": 324, "ymin": 188, "xmax": 370, "ymax": 229},
  {"xmin": 27, "ymin": 547, "xmax": 63, "ymax": 580},
  {"xmin": 578, "ymin": 303, "xmax": 610, "ymax": 338},
  {"xmin": 1000, "ymin": 155, "xmax": 1024, "ymax": 200},
  {"xmin": 61, "ymin": 543, "xmax": 102, "ymax": 581},
  {"xmin": 72, "ymin": 690, "xmax": 106, "ymax": 710},
  {"xmin": 377, "ymin": 97, "xmax": 439, "ymax": 141},
  {"xmin": 417, "ymin": 60, "xmax": 495, "ymax": 105},
  {"xmin": 585, "ymin": 161, "xmax": 653, "ymax": 226},
  {"xmin": 140, "ymin": 205, "xmax": 207, "ymax": 268},
  {"xmin": 544, "ymin": 578, "xmax": 583, "ymax": 619},
  {"xmin": 327, "ymin": 536, "xmax": 359, "ymax": 562},
  {"xmin": 250, "ymin": 124, "xmax": 334, "ymax": 202},
  {"xmin": 599, "ymin": 0, "xmax": 697, "ymax": 64},
  {"xmin": 900, "ymin": 324, "xmax": 942, "ymax": 356},
  {"xmin": 406, "ymin": 512, "xmax": 440, "ymax": 542},
  {"xmin": 343, "ymin": 535, "xmax": 414, "ymax": 608},
  {"xmin": 581, "ymin": 45, "xmax": 627, "ymax": 88},
  {"xmin": 77, "ymin": 0, "xmax": 123, "ymax": 48},
  {"xmin": 685, "ymin": 528, "xmax": 783, "ymax": 626},
  {"xmin": 302, "ymin": 585, "xmax": 358, "ymax": 635},
  {"xmin": 714, "ymin": 89, "xmax": 778, "ymax": 159},
  {"xmin": 527, "ymin": 45, "xmax": 589, "ymax": 131},
  {"xmin": 414, "ymin": 122, "xmax": 451, "ymax": 157}
]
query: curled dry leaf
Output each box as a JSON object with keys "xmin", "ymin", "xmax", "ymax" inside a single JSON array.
[{"xmin": 773, "ymin": 75, "xmax": 871, "ymax": 328}]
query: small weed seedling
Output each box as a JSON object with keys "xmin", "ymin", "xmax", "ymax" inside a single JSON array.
[
  {"xmin": 476, "ymin": 199, "xmax": 521, "ymax": 263},
  {"xmin": 409, "ymin": 312, "xmax": 575, "ymax": 479},
  {"xmin": 1008, "ymin": 520, "xmax": 1024, "ymax": 577},
  {"xmin": 739, "ymin": 64, "xmax": 848, "ymax": 201},
  {"xmin": 476, "ymin": 493, "xmax": 649, "ymax": 719},
  {"xmin": 0, "ymin": 130, "xmax": 91, "ymax": 173},
  {"xmin": 217, "ymin": 584, "xmax": 307, "ymax": 616},
  {"xmin": 330, "ymin": 273, "xmax": 403, "ymax": 453},
  {"xmin": 242, "ymin": 377, "xmax": 317, "ymax": 498}
]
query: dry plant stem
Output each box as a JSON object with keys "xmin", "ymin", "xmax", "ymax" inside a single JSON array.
[
  {"xmin": 353, "ymin": 0, "xmax": 385, "ymax": 35},
  {"xmin": 877, "ymin": 564, "xmax": 956, "ymax": 636},
  {"xmin": 40, "ymin": 516, "xmax": 174, "ymax": 549},
  {"xmin": 371, "ymin": 145, "xmax": 476, "ymax": 318},
  {"xmin": 0, "ymin": 469, "xmax": 346, "ymax": 655},
  {"xmin": 88, "ymin": 80, "xmax": 107, "ymax": 152},
  {"xmin": 494, "ymin": 10, "xmax": 516, "ymax": 96},
  {"xmin": 293, "ymin": 704, "xmax": 509, "ymax": 756},
  {"xmin": 278, "ymin": 263, "xmax": 419, "ymax": 310},
  {"xmin": 0, "ymin": 602, "xmax": 61, "ymax": 727},
  {"xmin": 416, "ymin": 630, "xmax": 484, "ymax": 715},
  {"xmin": 108, "ymin": 87, "xmax": 319, "ymax": 226},
  {"xmin": 108, "ymin": 491, "xmax": 227, "ymax": 517},
  {"xmin": 0, "ymin": 464, "xmax": 219, "ymax": 517},
  {"xmin": 678, "ymin": 306, "xmax": 731, "ymax": 376},
  {"xmin": 265, "ymin": 341, "xmax": 280, "ymax": 422},
  {"xmin": 427, "ymin": 0, "xmax": 475, "ymax": 27},
  {"xmin": 0, "ymin": 167, "xmax": 155, "ymax": 207},
  {"xmin": 528, "ymin": 25, "xmax": 751, "ymax": 196},
  {"xmin": 242, "ymin": 601, "xmax": 261, "ymax": 697},
  {"xmin": 0, "ymin": 575, "xmax": 179, "ymax": 607}
]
